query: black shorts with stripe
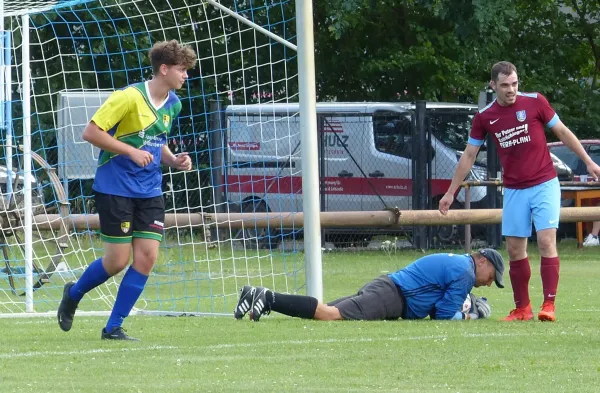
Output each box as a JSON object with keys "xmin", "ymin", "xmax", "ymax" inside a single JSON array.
[
  {"xmin": 327, "ymin": 275, "xmax": 405, "ymax": 320},
  {"xmin": 95, "ymin": 192, "xmax": 165, "ymax": 243}
]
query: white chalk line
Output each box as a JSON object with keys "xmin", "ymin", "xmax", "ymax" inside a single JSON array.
[{"xmin": 0, "ymin": 331, "xmax": 548, "ymax": 360}]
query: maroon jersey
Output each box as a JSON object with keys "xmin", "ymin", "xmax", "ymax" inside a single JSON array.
[{"xmin": 469, "ymin": 92, "xmax": 559, "ymax": 189}]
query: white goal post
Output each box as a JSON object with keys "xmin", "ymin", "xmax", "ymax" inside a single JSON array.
[{"xmin": 0, "ymin": 0, "xmax": 322, "ymax": 317}]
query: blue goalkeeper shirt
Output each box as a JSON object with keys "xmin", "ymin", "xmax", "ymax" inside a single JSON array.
[{"xmin": 388, "ymin": 253, "xmax": 475, "ymax": 320}]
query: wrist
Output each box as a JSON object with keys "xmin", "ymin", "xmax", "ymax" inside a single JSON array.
[{"xmin": 125, "ymin": 146, "xmax": 137, "ymax": 157}]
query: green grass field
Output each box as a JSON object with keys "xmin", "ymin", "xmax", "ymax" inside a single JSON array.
[{"xmin": 2, "ymin": 242, "xmax": 600, "ymax": 392}]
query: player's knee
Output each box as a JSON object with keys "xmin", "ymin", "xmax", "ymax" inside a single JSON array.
[
  {"xmin": 102, "ymin": 253, "xmax": 130, "ymax": 275},
  {"xmin": 101, "ymin": 243, "xmax": 131, "ymax": 275},
  {"xmin": 132, "ymin": 247, "xmax": 159, "ymax": 274},
  {"xmin": 506, "ymin": 239, "xmax": 527, "ymax": 260},
  {"xmin": 537, "ymin": 230, "xmax": 557, "ymax": 256}
]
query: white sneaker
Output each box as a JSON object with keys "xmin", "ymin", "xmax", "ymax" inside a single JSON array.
[{"xmin": 583, "ymin": 234, "xmax": 599, "ymax": 247}]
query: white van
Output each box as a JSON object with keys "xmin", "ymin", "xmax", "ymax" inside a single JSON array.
[{"xmin": 224, "ymin": 102, "xmax": 488, "ymax": 243}]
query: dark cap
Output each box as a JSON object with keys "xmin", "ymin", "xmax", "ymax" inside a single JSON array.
[{"xmin": 479, "ymin": 248, "xmax": 505, "ymax": 288}]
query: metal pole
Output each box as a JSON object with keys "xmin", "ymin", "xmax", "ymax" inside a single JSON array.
[
  {"xmin": 414, "ymin": 101, "xmax": 428, "ymax": 249},
  {"xmin": 5, "ymin": 24, "xmax": 12, "ymax": 196},
  {"xmin": 295, "ymin": 0, "xmax": 322, "ymax": 301},
  {"xmin": 209, "ymin": 100, "xmax": 224, "ymax": 213},
  {"xmin": 464, "ymin": 186, "xmax": 471, "ymax": 253},
  {"xmin": 0, "ymin": 3, "xmax": 5, "ymax": 179},
  {"xmin": 318, "ymin": 114, "xmax": 326, "ymax": 247},
  {"xmin": 485, "ymin": 86, "xmax": 501, "ymax": 247},
  {"xmin": 22, "ymin": 14, "xmax": 33, "ymax": 312}
]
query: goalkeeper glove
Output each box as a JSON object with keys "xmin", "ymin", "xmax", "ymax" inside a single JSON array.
[{"xmin": 474, "ymin": 297, "xmax": 491, "ymax": 319}]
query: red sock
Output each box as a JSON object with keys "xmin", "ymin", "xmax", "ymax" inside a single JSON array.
[
  {"xmin": 509, "ymin": 258, "xmax": 531, "ymax": 308},
  {"xmin": 540, "ymin": 256, "xmax": 560, "ymax": 303}
]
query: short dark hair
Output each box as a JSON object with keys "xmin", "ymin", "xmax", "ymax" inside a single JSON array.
[
  {"xmin": 149, "ymin": 40, "xmax": 197, "ymax": 74},
  {"xmin": 491, "ymin": 61, "xmax": 517, "ymax": 81}
]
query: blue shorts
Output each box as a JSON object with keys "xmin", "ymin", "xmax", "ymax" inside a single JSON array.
[{"xmin": 502, "ymin": 177, "xmax": 561, "ymax": 237}]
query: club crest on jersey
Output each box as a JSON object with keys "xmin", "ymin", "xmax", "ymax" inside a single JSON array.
[
  {"xmin": 163, "ymin": 114, "xmax": 170, "ymax": 127},
  {"xmin": 516, "ymin": 110, "xmax": 526, "ymax": 122},
  {"xmin": 120, "ymin": 221, "xmax": 130, "ymax": 233}
]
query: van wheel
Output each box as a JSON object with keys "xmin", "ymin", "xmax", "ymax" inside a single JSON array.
[
  {"xmin": 432, "ymin": 200, "xmax": 464, "ymax": 245},
  {"xmin": 232, "ymin": 198, "xmax": 281, "ymax": 250}
]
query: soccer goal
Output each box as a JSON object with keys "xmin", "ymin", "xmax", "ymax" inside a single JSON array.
[{"xmin": 0, "ymin": 0, "xmax": 322, "ymax": 317}]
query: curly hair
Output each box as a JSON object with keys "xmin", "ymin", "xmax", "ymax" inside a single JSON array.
[{"xmin": 149, "ymin": 40, "xmax": 197, "ymax": 74}]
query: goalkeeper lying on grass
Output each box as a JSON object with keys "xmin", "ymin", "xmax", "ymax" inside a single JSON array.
[{"xmin": 235, "ymin": 249, "xmax": 504, "ymax": 322}]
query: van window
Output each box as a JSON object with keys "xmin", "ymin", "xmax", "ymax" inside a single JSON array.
[
  {"xmin": 373, "ymin": 112, "xmax": 413, "ymax": 158},
  {"xmin": 428, "ymin": 109, "xmax": 476, "ymax": 151}
]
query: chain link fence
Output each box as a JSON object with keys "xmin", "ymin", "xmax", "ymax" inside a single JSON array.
[{"xmin": 315, "ymin": 102, "xmax": 491, "ymax": 251}]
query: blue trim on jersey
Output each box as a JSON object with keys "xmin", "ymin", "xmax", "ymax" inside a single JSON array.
[
  {"xmin": 478, "ymin": 100, "xmax": 496, "ymax": 113},
  {"xmin": 468, "ymin": 137, "xmax": 485, "ymax": 146},
  {"xmin": 547, "ymin": 113, "xmax": 559, "ymax": 128},
  {"xmin": 451, "ymin": 311, "xmax": 463, "ymax": 320},
  {"xmin": 163, "ymin": 91, "xmax": 180, "ymax": 110},
  {"xmin": 518, "ymin": 92, "xmax": 538, "ymax": 98}
]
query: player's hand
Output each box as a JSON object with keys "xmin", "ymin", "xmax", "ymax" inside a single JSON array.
[
  {"xmin": 129, "ymin": 149, "xmax": 153, "ymax": 167},
  {"xmin": 468, "ymin": 293, "xmax": 479, "ymax": 314},
  {"xmin": 474, "ymin": 297, "xmax": 491, "ymax": 319},
  {"xmin": 586, "ymin": 162, "xmax": 600, "ymax": 182},
  {"xmin": 438, "ymin": 192, "xmax": 454, "ymax": 215},
  {"xmin": 173, "ymin": 152, "xmax": 192, "ymax": 171}
]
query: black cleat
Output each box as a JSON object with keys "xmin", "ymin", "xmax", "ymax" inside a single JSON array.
[
  {"xmin": 234, "ymin": 285, "xmax": 255, "ymax": 320},
  {"xmin": 249, "ymin": 286, "xmax": 271, "ymax": 322},
  {"xmin": 101, "ymin": 327, "xmax": 140, "ymax": 341},
  {"xmin": 57, "ymin": 282, "xmax": 79, "ymax": 332}
]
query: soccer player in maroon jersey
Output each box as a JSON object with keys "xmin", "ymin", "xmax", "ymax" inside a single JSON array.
[{"xmin": 439, "ymin": 61, "xmax": 600, "ymax": 322}]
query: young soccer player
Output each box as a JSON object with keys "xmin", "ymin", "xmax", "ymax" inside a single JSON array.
[
  {"xmin": 439, "ymin": 61, "xmax": 600, "ymax": 322},
  {"xmin": 57, "ymin": 40, "xmax": 197, "ymax": 340}
]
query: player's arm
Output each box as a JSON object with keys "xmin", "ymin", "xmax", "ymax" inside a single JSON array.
[
  {"xmin": 83, "ymin": 89, "xmax": 153, "ymax": 167},
  {"xmin": 439, "ymin": 114, "xmax": 484, "ymax": 214},
  {"xmin": 83, "ymin": 122, "xmax": 153, "ymax": 167},
  {"xmin": 432, "ymin": 274, "xmax": 474, "ymax": 321},
  {"xmin": 538, "ymin": 92, "xmax": 600, "ymax": 179},
  {"xmin": 445, "ymin": 143, "xmax": 481, "ymax": 196},
  {"xmin": 551, "ymin": 120, "xmax": 600, "ymax": 180},
  {"xmin": 439, "ymin": 143, "xmax": 481, "ymax": 214},
  {"xmin": 161, "ymin": 145, "xmax": 192, "ymax": 171},
  {"xmin": 83, "ymin": 121, "xmax": 137, "ymax": 157},
  {"xmin": 161, "ymin": 144, "xmax": 176, "ymax": 167}
]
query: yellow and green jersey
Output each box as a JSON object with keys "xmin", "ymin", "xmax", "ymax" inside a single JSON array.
[{"xmin": 90, "ymin": 81, "xmax": 181, "ymax": 198}]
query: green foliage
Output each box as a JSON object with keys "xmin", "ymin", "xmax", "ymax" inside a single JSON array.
[{"xmin": 314, "ymin": 0, "xmax": 600, "ymax": 136}]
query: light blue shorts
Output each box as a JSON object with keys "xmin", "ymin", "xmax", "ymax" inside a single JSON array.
[{"xmin": 502, "ymin": 177, "xmax": 561, "ymax": 238}]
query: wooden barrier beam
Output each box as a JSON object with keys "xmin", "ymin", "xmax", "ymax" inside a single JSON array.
[{"xmin": 31, "ymin": 206, "xmax": 600, "ymax": 230}]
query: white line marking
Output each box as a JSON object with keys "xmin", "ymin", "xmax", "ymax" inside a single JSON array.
[
  {"xmin": 0, "ymin": 345, "xmax": 177, "ymax": 359},
  {"xmin": 0, "ymin": 331, "xmax": 561, "ymax": 360}
]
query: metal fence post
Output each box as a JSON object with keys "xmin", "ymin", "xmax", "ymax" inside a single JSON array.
[
  {"xmin": 412, "ymin": 101, "xmax": 429, "ymax": 250},
  {"xmin": 484, "ymin": 87, "xmax": 502, "ymax": 248},
  {"xmin": 209, "ymin": 100, "xmax": 225, "ymax": 243}
]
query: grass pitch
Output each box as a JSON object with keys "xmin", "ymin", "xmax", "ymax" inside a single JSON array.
[{"xmin": 2, "ymin": 242, "xmax": 600, "ymax": 392}]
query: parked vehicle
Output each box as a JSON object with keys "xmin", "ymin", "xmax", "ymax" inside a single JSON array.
[
  {"xmin": 548, "ymin": 140, "xmax": 600, "ymax": 239},
  {"xmin": 548, "ymin": 140, "xmax": 600, "ymax": 178},
  {"xmin": 224, "ymin": 102, "xmax": 486, "ymax": 245}
]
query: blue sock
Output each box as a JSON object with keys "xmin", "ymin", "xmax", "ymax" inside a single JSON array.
[
  {"xmin": 69, "ymin": 258, "xmax": 110, "ymax": 302},
  {"xmin": 105, "ymin": 267, "xmax": 148, "ymax": 331}
]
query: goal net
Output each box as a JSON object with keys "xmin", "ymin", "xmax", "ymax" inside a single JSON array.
[{"xmin": 0, "ymin": 0, "xmax": 305, "ymax": 316}]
